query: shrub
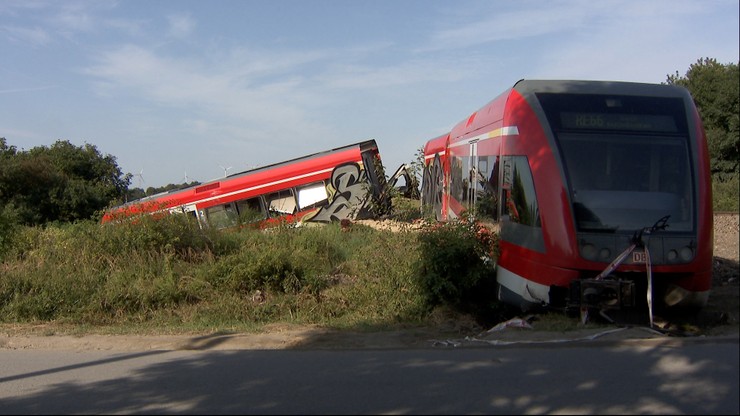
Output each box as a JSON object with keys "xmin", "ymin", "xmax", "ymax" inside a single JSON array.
[
  {"xmin": 414, "ymin": 217, "xmax": 498, "ymax": 311},
  {"xmin": 391, "ymin": 197, "xmax": 422, "ymax": 222}
]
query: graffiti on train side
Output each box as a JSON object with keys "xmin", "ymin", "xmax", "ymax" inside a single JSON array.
[
  {"xmin": 421, "ymin": 154, "xmax": 444, "ymax": 220},
  {"xmin": 307, "ymin": 162, "xmax": 370, "ymax": 223}
]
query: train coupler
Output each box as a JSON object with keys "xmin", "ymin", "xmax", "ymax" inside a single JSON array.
[{"xmin": 568, "ymin": 278, "xmax": 636, "ymax": 316}]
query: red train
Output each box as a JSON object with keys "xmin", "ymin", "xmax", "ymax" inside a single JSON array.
[
  {"xmin": 102, "ymin": 140, "xmax": 391, "ymax": 229},
  {"xmin": 421, "ymin": 80, "xmax": 713, "ymax": 323}
]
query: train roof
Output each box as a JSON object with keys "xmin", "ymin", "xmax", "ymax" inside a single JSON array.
[
  {"xmin": 114, "ymin": 139, "xmax": 378, "ymax": 209},
  {"xmin": 512, "ymin": 79, "xmax": 691, "ymax": 98},
  {"xmin": 445, "ymin": 79, "xmax": 693, "ymax": 141}
]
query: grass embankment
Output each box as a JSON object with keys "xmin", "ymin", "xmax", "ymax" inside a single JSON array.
[
  {"xmin": 0, "ymin": 218, "xmax": 417, "ymax": 334},
  {"xmin": 0, "ymin": 210, "xmax": 508, "ymax": 336}
]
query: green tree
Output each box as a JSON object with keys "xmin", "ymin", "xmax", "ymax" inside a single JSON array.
[
  {"xmin": 0, "ymin": 139, "xmax": 130, "ymax": 225},
  {"xmin": 0, "ymin": 137, "xmax": 17, "ymax": 158},
  {"xmin": 666, "ymin": 58, "xmax": 740, "ymax": 181}
]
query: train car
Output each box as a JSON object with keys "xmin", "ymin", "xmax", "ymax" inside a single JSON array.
[
  {"xmin": 102, "ymin": 140, "xmax": 391, "ymax": 229},
  {"xmin": 421, "ymin": 79, "xmax": 713, "ymax": 323}
]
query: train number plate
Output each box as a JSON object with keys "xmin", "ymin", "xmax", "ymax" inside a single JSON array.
[{"xmin": 632, "ymin": 251, "xmax": 647, "ymax": 263}]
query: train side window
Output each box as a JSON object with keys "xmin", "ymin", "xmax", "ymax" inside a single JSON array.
[
  {"xmin": 267, "ymin": 189, "xmax": 297, "ymax": 215},
  {"xmin": 450, "ymin": 156, "xmax": 465, "ymax": 207},
  {"xmin": 205, "ymin": 203, "xmax": 238, "ymax": 229},
  {"xmin": 501, "ymin": 156, "xmax": 540, "ymax": 227},
  {"xmin": 475, "ymin": 155, "xmax": 499, "ymax": 221},
  {"xmin": 236, "ymin": 197, "xmax": 266, "ymax": 223},
  {"xmin": 297, "ymin": 181, "xmax": 329, "ymax": 209}
]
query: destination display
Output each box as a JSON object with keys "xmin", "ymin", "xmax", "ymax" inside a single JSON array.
[{"xmin": 560, "ymin": 112, "xmax": 678, "ymax": 132}]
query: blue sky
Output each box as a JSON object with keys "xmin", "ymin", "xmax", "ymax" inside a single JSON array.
[{"xmin": 2, "ymin": 0, "xmax": 738, "ymax": 188}]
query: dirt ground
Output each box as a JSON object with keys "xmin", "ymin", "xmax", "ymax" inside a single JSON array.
[{"xmin": 1, "ymin": 214, "xmax": 737, "ymax": 351}]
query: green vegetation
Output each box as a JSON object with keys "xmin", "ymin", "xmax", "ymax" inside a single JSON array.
[
  {"xmin": 0, "ymin": 138, "xmax": 129, "ymax": 226},
  {"xmin": 0, "ymin": 191, "xmax": 525, "ymax": 335},
  {"xmin": 667, "ymin": 57, "xmax": 739, "ymax": 212},
  {"xmin": 414, "ymin": 217, "xmax": 517, "ymax": 325},
  {"xmin": 1, "ymin": 209, "xmax": 507, "ymax": 333},
  {"xmin": 415, "ymin": 218, "xmax": 496, "ymax": 307},
  {"xmin": 713, "ymin": 176, "xmax": 739, "ymax": 212}
]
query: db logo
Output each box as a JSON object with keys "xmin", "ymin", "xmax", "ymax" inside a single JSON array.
[{"xmin": 632, "ymin": 251, "xmax": 647, "ymax": 263}]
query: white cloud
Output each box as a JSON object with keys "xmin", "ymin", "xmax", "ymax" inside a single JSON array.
[
  {"xmin": 524, "ymin": 1, "xmax": 729, "ymax": 83},
  {"xmin": 166, "ymin": 13, "xmax": 195, "ymax": 38},
  {"xmin": 83, "ymin": 43, "xmax": 337, "ymax": 153},
  {"xmin": 422, "ymin": 2, "xmax": 590, "ymax": 51},
  {"xmin": 320, "ymin": 58, "xmax": 478, "ymax": 90},
  {"xmin": 421, "ymin": 0, "xmax": 708, "ymax": 53},
  {"xmin": 54, "ymin": 6, "xmax": 95, "ymax": 33},
  {"xmin": 0, "ymin": 85, "xmax": 56, "ymax": 94},
  {"xmin": 1, "ymin": 24, "xmax": 50, "ymax": 46},
  {"xmin": 104, "ymin": 18, "xmax": 147, "ymax": 37}
]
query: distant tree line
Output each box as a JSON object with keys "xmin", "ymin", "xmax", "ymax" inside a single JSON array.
[
  {"xmin": 666, "ymin": 57, "xmax": 739, "ymax": 182},
  {"xmin": 0, "ymin": 138, "xmax": 200, "ymax": 226},
  {"xmin": 1, "ymin": 57, "xmax": 737, "ymax": 226},
  {"xmin": 126, "ymin": 181, "xmax": 201, "ymax": 203},
  {"xmin": 0, "ymin": 139, "xmax": 128, "ymax": 225}
]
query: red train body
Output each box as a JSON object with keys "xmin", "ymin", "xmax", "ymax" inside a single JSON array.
[
  {"xmin": 102, "ymin": 140, "xmax": 391, "ymax": 229},
  {"xmin": 421, "ymin": 80, "xmax": 713, "ymax": 318}
]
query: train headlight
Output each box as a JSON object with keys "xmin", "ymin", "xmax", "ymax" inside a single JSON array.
[
  {"xmin": 679, "ymin": 246, "xmax": 694, "ymax": 262},
  {"xmin": 582, "ymin": 244, "xmax": 597, "ymax": 260},
  {"xmin": 667, "ymin": 249, "xmax": 678, "ymax": 262},
  {"xmin": 599, "ymin": 248, "xmax": 611, "ymax": 260}
]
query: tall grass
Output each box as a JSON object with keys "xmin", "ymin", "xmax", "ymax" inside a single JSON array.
[
  {"xmin": 713, "ymin": 175, "xmax": 739, "ymax": 212},
  {"xmin": 0, "ymin": 214, "xmax": 446, "ymax": 333}
]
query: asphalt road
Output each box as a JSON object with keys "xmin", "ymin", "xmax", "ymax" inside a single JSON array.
[{"xmin": 1, "ymin": 337, "xmax": 737, "ymax": 414}]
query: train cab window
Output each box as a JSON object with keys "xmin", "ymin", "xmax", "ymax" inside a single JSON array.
[
  {"xmin": 205, "ymin": 203, "xmax": 238, "ymax": 229},
  {"xmin": 267, "ymin": 189, "xmax": 297, "ymax": 215},
  {"xmin": 539, "ymin": 93, "xmax": 693, "ymax": 232},
  {"xmin": 501, "ymin": 156, "xmax": 540, "ymax": 227},
  {"xmin": 236, "ymin": 197, "xmax": 266, "ymax": 223},
  {"xmin": 560, "ymin": 134, "xmax": 693, "ymax": 232},
  {"xmin": 297, "ymin": 182, "xmax": 329, "ymax": 209}
]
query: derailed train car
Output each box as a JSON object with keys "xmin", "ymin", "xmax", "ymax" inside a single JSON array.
[
  {"xmin": 102, "ymin": 140, "xmax": 392, "ymax": 229},
  {"xmin": 421, "ymin": 79, "xmax": 713, "ymax": 324}
]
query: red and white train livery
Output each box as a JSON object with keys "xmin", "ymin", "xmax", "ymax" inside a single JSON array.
[{"xmin": 421, "ymin": 79, "xmax": 713, "ymax": 320}]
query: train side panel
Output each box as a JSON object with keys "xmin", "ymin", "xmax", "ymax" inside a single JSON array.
[{"xmin": 102, "ymin": 140, "xmax": 387, "ymax": 229}]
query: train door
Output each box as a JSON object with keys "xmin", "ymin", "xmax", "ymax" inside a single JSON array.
[
  {"xmin": 467, "ymin": 140, "xmax": 480, "ymax": 212},
  {"xmin": 489, "ymin": 141, "xmax": 503, "ymax": 222},
  {"xmin": 181, "ymin": 203, "xmax": 199, "ymax": 224},
  {"xmin": 468, "ymin": 138, "xmax": 501, "ymax": 222}
]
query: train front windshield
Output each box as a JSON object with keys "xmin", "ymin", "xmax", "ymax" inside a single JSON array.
[{"xmin": 538, "ymin": 93, "xmax": 694, "ymax": 233}]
